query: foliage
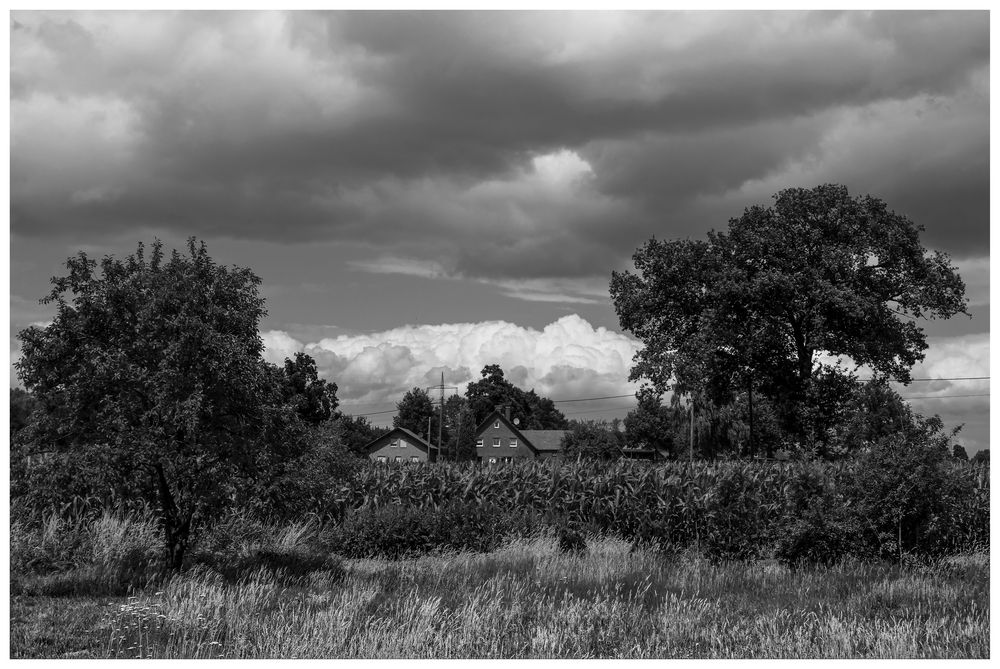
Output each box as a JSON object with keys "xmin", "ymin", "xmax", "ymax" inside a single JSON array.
[
  {"xmin": 334, "ymin": 413, "xmax": 384, "ymax": 455},
  {"xmin": 14, "ymin": 238, "xmax": 316, "ymax": 570},
  {"xmin": 970, "ymin": 449, "xmax": 989, "ymax": 466},
  {"xmin": 952, "ymin": 444, "xmax": 969, "ymax": 461},
  {"xmin": 848, "ymin": 425, "xmax": 988, "ymax": 560},
  {"xmin": 442, "ymin": 395, "xmax": 479, "ymax": 461},
  {"xmin": 560, "ymin": 420, "xmax": 623, "ymax": 460},
  {"xmin": 622, "ymin": 388, "xmax": 677, "ymax": 457},
  {"xmin": 10, "ymin": 387, "xmax": 37, "ymax": 434},
  {"xmin": 325, "ymin": 499, "xmax": 544, "ymax": 559},
  {"xmin": 610, "ymin": 184, "xmax": 968, "ymax": 443},
  {"xmin": 279, "ymin": 352, "xmax": 338, "ymax": 424},
  {"xmin": 465, "ymin": 364, "xmax": 568, "ymax": 428},
  {"xmin": 394, "ymin": 387, "xmax": 442, "ymax": 442},
  {"xmin": 244, "ymin": 421, "xmax": 363, "ymax": 520},
  {"xmin": 327, "ymin": 456, "xmax": 988, "ymax": 563}
]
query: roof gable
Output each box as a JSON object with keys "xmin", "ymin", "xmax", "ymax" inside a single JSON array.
[
  {"xmin": 362, "ymin": 426, "xmax": 433, "ymax": 454},
  {"xmin": 473, "ymin": 411, "xmax": 569, "ymax": 454},
  {"xmin": 473, "ymin": 410, "xmax": 539, "ymax": 455}
]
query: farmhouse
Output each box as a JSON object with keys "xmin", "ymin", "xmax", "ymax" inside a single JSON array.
[
  {"xmin": 472, "ymin": 409, "xmax": 569, "ymax": 463},
  {"xmin": 363, "ymin": 426, "xmax": 434, "ymax": 463}
]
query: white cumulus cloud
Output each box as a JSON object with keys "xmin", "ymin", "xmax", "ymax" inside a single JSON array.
[{"xmin": 261, "ymin": 314, "xmax": 643, "ymax": 410}]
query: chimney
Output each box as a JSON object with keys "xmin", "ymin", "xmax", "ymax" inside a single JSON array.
[{"xmin": 504, "ymin": 406, "xmax": 511, "ymax": 422}]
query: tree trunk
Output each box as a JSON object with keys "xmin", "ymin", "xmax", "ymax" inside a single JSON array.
[{"xmin": 154, "ymin": 463, "xmax": 193, "ymax": 572}]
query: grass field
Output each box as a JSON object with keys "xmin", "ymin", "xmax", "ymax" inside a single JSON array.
[{"xmin": 10, "ymin": 535, "xmax": 989, "ymax": 659}]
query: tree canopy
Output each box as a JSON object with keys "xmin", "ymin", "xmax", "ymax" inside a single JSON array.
[
  {"xmin": 610, "ymin": 185, "xmax": 968, "ymax": 445},
  {"xmin": 15, "ymin": 239, "xmax": 323, "ymax": 569},
  {"xmin": 394, "ymin": 387, "xmax": 441, "ymax": 442},
  {"xmin": 465, "ymin": 364, "xmax": 568, "ymax": 429}
]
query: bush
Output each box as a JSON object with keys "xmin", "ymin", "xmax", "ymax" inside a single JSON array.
[
  {"xmin": 326, "ymin": 500, "xmax": 544, "ymax": 559},
  {"xmin": 849, "ymin": 430, "xmax": 988, "ymax": 560},
  {"xmin": 773, "ymin": 499, "xmax": 857, "ymax": 568}
]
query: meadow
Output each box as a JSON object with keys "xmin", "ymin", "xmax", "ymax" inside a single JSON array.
[
  {"xmin": 11, "ymin": 524, "xmax": 989, "ymax": 659},
  {"xmin": 10, "ymin": 455, "xmax": 990, "ymax": 659}
]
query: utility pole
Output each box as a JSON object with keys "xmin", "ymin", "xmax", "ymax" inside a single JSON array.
[
  {"xmin": 689, "ymin": 394, "xmax": 695, "ymax": 462},
  {"xmin": 439, "ymin": 371, "xmax": 444, "ymax": 460},
  {"xmin": 426, "ymin": 372, "xmax": 457, "ymax": 462},
  {"xmin": 747, "ymin": 373, "xmax": 754, "ymax": 459}
]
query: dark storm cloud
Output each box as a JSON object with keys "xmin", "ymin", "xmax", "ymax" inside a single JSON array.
[{"xmin": 11, "ymin": 10, "xmax": 989, "ymax": 282}]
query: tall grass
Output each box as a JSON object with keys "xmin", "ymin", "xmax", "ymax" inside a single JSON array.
[{"xmin": 98, "ymin": 536, "xmax": 988, "ymax": 659}]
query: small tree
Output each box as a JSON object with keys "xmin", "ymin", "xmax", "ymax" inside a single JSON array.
[
  {"xmin": 15, "ymin": 239, "xmax": 311, "ymax": 571},
  {"xmin": 952, "ymin": 444, "xmax": 969, "ymax": 461},
  {"xmin": 970, "ymin": 449, "xmax": 989, "ymax": 466},
  {"xmin": 560, "ymin": 420, "xmax": 622, "ymax": 460},
  {"xmin": 623, "ymin": 388, "xmax": 676, "ymax": 457}
]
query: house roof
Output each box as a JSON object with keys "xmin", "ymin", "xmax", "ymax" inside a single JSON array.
[
  {"xmin": 473, "ymin": 410, "xmax": 568, "ymax": 454},
  {"xmin": 518, "ymin": 429, "xmax": 570, "ymax": 452},
  {"xmin": 361, "ymin": 426, "xmax": 433, "ymax": 454}
]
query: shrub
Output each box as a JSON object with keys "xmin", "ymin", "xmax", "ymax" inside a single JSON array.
[
  {"xmin": 848, "ymin": 430, "xmax": 988, "ymax": 560},
  {"xmin": 773, "ymin": 499, "xmax": 857, "ymax": 568},
  {"xmin": 326, "ymin": 500, "xmax": 544, "ymax": 559}
]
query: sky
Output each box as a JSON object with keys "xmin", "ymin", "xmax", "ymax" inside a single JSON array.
[{"xmin": 8, "ymin": 10, "xmax": 990, "ymax": 452}]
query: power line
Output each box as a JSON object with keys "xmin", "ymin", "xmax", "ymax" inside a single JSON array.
[
  {"xmin": 901, "ymin": 393, "xmax": 990, "ymax": 400},
  {"xmin": 340, "ymin": 377, "xmax": 990, "ymax": 417},
  {"xmin": 552, "ymin": 393, "xmax": 635, "ymax": 403}
]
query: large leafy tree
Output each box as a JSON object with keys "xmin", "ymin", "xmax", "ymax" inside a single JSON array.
[
  {"xmin": 610, "ymin": 185, "xmax": 967, "ymax": 445},
  {"xmin": 394, "ymin": 387, "xmax": 442, "ymax": 443},
  {"xmin": 464, "ymin": 364, "xmax": 568, "ymax": 429},
  {"xmin": 279, "ymin": 352, "xmax": 338, "ymax": 425},
  {"xmin": 15, "ymin": 239, "xmax": 310, "ymax": 570}
]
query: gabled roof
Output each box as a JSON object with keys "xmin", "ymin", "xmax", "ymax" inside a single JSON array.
[
  {"xmin": 473, "ymin": 410, "xmax": 568, "ymax": 454},
  {"xmin": 361, "ymin": 426, "xmax": 433, "ymax": 454},
  {"xmin": 518, "ymin": 429, "xmax": 570, "ymax": 452}
]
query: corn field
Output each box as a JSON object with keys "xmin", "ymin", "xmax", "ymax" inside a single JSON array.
[{"xmin": 328, "ymin": 458, "xmax": 989, "ymax": 560}]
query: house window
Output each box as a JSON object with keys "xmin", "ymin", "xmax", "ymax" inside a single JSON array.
[
  {"xmin": 377, "ymin": 456, "xmax": 387, "ymax": 463},
  {"xmin": 509, "ymin": 438, "xmax": 517, "ymax": 447},
  {"xmin": 476, "ymin": 439, "xmax": 484, "ymax": 448},
  {"xmin": 501, "ymin": 457, "xmax": 513, "ymax": 463},
  {"xmin": 410, "ymin": 456, "xmax": 419, "ymax": 463},
  {"xmin": 488, "ymin": 457, "xmax": 497, "ymax": 464},
  {"xmin": 494, "ymin": 420, "xmax": 500, "ymax": 429},
  {"xmin": 399, "ymin": 439, "xmax": 407, "ymax": 448},
  {"xmin": 493, "ymin": 438, "xmax": 501, "ymax": 447},
  {"xmin": 390, "ymin": 439, "xmax": 398, "ymax": 448},
  {"xmin": 394, "ymin": 456, "xmax": 402, "ymax": 463}
]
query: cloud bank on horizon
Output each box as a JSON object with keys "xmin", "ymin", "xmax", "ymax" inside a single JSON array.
[
  {"xmin": 261, "ymin": 314, "xmax": 989, "ymax": 441},
  {"xmin": 262, "ymin": 314, "xmax": 644, "ymax": 407}
]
